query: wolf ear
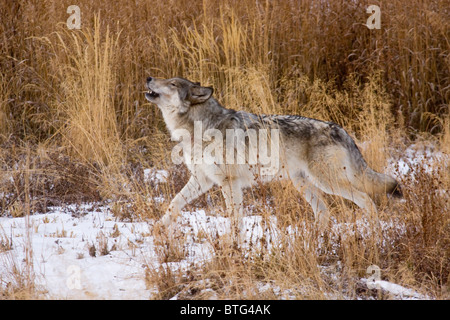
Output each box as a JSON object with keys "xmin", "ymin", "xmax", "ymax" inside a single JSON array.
[{"xmin": 189, "ymin": 85, "xmax": 213, "ymax": 105}]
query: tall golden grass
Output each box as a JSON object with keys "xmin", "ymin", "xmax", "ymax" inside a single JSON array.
[{"xmin": 0, "ymin": 0, "xmax": 448, "ymax": 299}]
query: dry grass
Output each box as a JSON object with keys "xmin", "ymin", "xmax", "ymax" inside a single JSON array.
[{"xmin": 0, "ymin": 0, "xmax": 449, "ymax": 299}]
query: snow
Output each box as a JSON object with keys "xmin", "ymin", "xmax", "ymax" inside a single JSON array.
[
  {"xmin": 387, "ymin": 144, "xmax": 448, "ymax": 178},
  {"xmin": 0, "ymin": 204, "xmax": 283, "ymax": 299},
  {"xmin": 360, "ymin": 279, "xmax": 428, "ymax": 300},
  {"xmin": 0, "ymin": 205, "xmax": 155, "ymax": 299},
  {"xmin": 0, "ymin": 204, "xmax": 429, "ymax": 300},
  {"xmin": 144, "ymin": 169, "xmax": 169, "ymax": 184}
]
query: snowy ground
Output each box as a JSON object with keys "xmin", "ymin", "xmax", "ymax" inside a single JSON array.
[
  {"xmin": 0, "ymin": 205, "xmax": 154, "ymax": 299},
  {"xmin": 1, "ymin": 144, "xmax": 445, "ymax": 300},
  {"xmin": 0, "ymin": 205, "xmax": 430, "ymax": 300}
]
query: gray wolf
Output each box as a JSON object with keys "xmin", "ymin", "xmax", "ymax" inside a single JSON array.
[{"xmin": 145, "ymin": 76, "xmax": 402, "ymax": 237}]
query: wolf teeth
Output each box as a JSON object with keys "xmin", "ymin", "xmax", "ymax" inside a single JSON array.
[{"xmin": 146, "ymin": 90, "xmax": 159, "ymax": 98}]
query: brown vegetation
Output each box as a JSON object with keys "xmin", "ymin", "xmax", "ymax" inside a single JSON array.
[{"xmin": 0, "ymin": 0, "xmax": 448, "ymax": 299}]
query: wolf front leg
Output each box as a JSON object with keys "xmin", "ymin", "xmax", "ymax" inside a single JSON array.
[
  {"xmin": 220, "ymin": 179, "xmax": 245, "ymax": 245},
  {"xmin": 158, "ymin": 174, "xmax": 214, "ymax": 228}
]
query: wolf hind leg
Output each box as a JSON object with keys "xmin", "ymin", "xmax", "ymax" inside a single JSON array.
[
  {"xmin": 307, "ymin": 155, "xmax": 377, "ymax": 221},
  {"xmin": 292, "ymin": 175, "xmax": 330, "ymax": 232}
]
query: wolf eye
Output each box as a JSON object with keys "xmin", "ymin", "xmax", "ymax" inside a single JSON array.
[{"xmin": 170, "ymin": 82, "xmax": 177, "ymax": 87}]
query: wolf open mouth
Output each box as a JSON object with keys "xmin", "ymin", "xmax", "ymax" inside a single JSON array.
[{"xmin": 145, "ymin": 90, "xmax": 160, "ymax": 99}]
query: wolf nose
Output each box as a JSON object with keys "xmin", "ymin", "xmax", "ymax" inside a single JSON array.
[{"xmin": 147, "ymin": 77, "xmax": 153, "ymax": 82}]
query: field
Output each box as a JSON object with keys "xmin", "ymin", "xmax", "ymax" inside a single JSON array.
[{"xmin": 0, "ymin": 0, "xmax": 449, "ymax": 299}]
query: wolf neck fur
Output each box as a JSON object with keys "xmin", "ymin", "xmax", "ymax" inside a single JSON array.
[{"xmin": 163, "ymin": 98, "xmax": 235, "ymax": 136}]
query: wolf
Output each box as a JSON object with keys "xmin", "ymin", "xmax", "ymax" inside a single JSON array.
[{"xmin": 145, "ymin": 76, "xmax": 401, "ymax": 236}]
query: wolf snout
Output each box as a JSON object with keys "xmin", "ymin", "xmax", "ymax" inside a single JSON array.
[{"xmin": 145, "ymin": 77, "xmax": 160, "ymax": 100}]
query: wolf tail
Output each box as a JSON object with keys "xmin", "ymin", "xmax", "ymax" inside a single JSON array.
[
  {"xmin": 361, "ymin": 168, "xmax": 403, "ymax": 198},
  {"xmin": 331, "ymin": 123, "xmax": 402, "ymax": 198}
]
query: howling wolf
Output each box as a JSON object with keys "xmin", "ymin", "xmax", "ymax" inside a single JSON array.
[{"xmin": 145, "ymin": 76, "xmax": 401, "ymax": 236}]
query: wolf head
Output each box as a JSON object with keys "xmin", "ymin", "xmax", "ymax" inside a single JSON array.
[{"xmin": 145, "ymin": 77, "xmax": 214, "ymax": 114}]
